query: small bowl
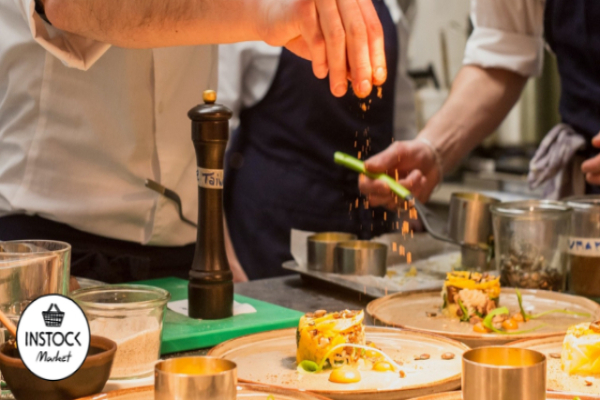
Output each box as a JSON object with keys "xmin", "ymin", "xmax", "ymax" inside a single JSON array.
[
  {"xmin": 0, "ymin": 335, "xmax": 116, "ymax": 400},
  {"xmin": 334, "ymin": 240, "xmax": 387, "ymax": 276},
  {"xmin": 462, "ymin": 347, "xmax": 546, "ymax": 400},
  {"xmin": 307, "ymin": 232, "xmax": 357, "ymax": 272}
]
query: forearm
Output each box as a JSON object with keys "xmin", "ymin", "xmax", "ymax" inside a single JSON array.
[
  {"xmin": 44, "ymin": 0, "xmax": 265, "ymax": 48},
  {"xmin": 419, "ymin": 65, "xmax": 527, "ymax": 173}
]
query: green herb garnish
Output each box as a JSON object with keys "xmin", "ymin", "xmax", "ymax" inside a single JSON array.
[
  {"xmin": 457, "ymin": 298, "xmax": 470, "ymax": 322},
  {"xmin": 482, "ymin": 307, "xmax": 546, "ymax": 335}
]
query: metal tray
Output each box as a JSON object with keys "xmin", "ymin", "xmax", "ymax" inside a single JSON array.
[{"xmin": 283, "ymin": 233, "xmax": 460, "ymax": 299}]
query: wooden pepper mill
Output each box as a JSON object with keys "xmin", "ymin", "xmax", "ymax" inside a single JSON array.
[{"xmin": 187, "ymin": 90, "xmax": 234, "ymax": 319}]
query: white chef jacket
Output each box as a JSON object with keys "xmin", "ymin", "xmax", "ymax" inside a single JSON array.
[
  {"xmin": 464, "ymin": 0, "xmax": 546, "ymax": 77},
  {"xmin": 0, "ymin": 0, "xmax": 218, "ymax": 246},
  {"xmin": 218, "ymin": 0, "xmax": 418, "ymax": 141}
]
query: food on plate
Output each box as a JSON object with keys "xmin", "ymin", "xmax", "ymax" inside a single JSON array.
[
  {"xmin": 441, "ymin": 271, "xmax": 500, "ymax": 322},
  {"xmin": 296, "ymin": 309, "xmax": 406, "ymax": 383},
  {"xmin": 561, "ymin": 321, "xmax": 600, "ymax": 376},
  {"xmin": 296, "ymin": 309, "xmax": 366, "ymax": 366},
  {"xmin": 328, "ymin": 367, "xmax": 361, "ymax": 383}
]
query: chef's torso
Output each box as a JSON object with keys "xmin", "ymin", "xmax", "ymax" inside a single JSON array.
[
  {"xmin": 544, "ymin": 0, "xmax": 600, "ymax": 157},
  {"xmin": 0, "ymin": 1, "xmax": 216, "ymax": 246}
]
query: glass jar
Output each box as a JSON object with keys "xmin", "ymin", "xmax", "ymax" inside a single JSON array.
[
  {"xmin": 564, "ymin": 196, "xmax": 600, "ymax": 299},
  {"xmin": 490, "ymin": 201, "xmax": 572, "ymax": 291},
  {"xmin": 71, "ymin": 285, "xmax": 170, "ymax": 380}
]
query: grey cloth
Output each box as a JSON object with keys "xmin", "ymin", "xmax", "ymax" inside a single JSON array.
[{"xmin": 528, "ymin": 123, "xmax": 586, "ymax": 200}]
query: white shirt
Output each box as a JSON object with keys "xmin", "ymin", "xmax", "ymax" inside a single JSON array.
[
  {"xmin": 464, "ymin": 0, "xmax": 546, "ymax": 77},
  {"xmin": 218, "ymin": 0, "xmax": 417, "ymax": 141},
  {"xmin": 0, "ymin": 0, "xmax": 218, "ymax": 246}
]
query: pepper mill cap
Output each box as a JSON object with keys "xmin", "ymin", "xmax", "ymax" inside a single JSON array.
[{"xmin": 188, "ymin": 90, "xmax": 232, "ymax": 122}]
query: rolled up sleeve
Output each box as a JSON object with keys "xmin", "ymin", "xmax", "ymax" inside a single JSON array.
[
  {"xmin": 18, "ymin": 0, "xmax": 110, "ymax": 70},
  {"xmin": 463, "ymin": 0, "xmax": 546, "ymax": 77}
]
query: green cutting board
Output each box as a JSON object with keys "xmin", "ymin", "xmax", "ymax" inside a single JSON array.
[{"xmin": 135, "ymin": 277, "xmax": 303, "ymax": 355}]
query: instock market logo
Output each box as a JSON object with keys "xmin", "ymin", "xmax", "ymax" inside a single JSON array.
[{"xmin": 16, "ymin": 295, "xmax": 90, "ymax": 381}]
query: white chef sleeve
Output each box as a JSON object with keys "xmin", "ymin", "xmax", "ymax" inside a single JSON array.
[
  {"xmin": 218, "ymin": 42, "xmax": 281, "ymax": 134},
  {"xmin": 17, "ymin": 0, "xmax": 110, "ymax": 70},
  {"xmin": 464, "ymin": 0, "xmax": 546, "ymax": 77}
]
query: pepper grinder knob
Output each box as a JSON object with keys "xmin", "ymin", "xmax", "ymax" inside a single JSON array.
[{"xmin": 187, "ymin": 90, "xmax": 234, "ymax": 320}]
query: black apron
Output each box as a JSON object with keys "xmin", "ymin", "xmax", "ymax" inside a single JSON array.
[
  {"xmin": 545, "ymin": 0, "xmax": 600, "ymax": 193},
  {"xmin": 224, "ymin": 0, "xmax": 399, "ymax": 280}
]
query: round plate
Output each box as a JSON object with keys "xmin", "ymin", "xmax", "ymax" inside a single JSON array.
[
  {"xmin": 409, "ymin": 390, "xmax": 599, "ymax": 400},
  {"xmin": 77, "ymin": 383, "xmax": 333, "ymax": 400},
  {"xmin": 509, "ymin": 335, "xmax": 600, "ymax": 396},
  {"xmin": 207, "ymin": 327, "xmax": 470, "ymax": 400},
  {"xmin": 367, "ymin": 288, "xmax": 600, "ymax": 348}
]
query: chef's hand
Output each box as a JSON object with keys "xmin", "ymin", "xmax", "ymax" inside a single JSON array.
[
  {"xmin": 581, "ymin": 132, "xmax": 600, "ymax": 185},
  {"xmin": 358, "ymin": 139, "xmax": 441, "ymax": 210},
  {"xmin": 257, "ymin": 0, "xmax": 386, "ymax": 98}
]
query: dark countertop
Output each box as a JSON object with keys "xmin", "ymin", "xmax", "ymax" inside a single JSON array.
[{"xmin": 234, "ymin": 275, "xmax": 371, "ymax": 314}]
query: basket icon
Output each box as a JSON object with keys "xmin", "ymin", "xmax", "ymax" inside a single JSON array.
[{"xmin": 42, "ymin": 304, "xmax": 64, "ymax": 327}]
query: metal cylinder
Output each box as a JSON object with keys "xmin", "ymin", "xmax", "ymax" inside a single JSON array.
[
  {"xmin": 447, "ymin": 192, "xmax": 499, "ymax": 247},
  {"xmin": 334, "ymin": 240, "xmax": 387, "ymax": 276},
  {"xmin": 188, "ymin": 90, "xmax": 233, "ymax": 319},
  {"xmin": 155, "ymin": 357, "xmax": 237, "ymax": 400},
  {"xmin": 307, "ymin": 232, "xmax": 357, "ymax": 272},
  {"xmin": 462, "ymin": 347, "xmax": 546, "ymax": 400}
]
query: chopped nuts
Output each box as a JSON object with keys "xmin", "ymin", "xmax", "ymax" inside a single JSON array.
[
  {"xmin": 305, "ymin": 312, "xmax": 314, "ymax": 318},
  {"xmin": 314, "ymin": 310, "xmax": 327, "ymax": 318},
  {"xmin": 414, "ymin": 354, "xmax": 430, "ymax": 360},
  {"xmin": 590, "ymin": 321, "xmax": 600, "ymax": 334},
  {"xmin": 549, "ymin": 353, "xmax": 561, "ymax": 359},
  {"xmin": 441, "ymin": 352, "xmax": 455, "ymax": 360},
  {"xmin": 399, "ymin": 370, "xmax": 406, "ymax": 378},
  {"xmin": 584, "ymin": 379, "xmax": 593, "ymax": 387},
  {"xmin": 426, "ymin": 312, "xmax": 437, "ymax": 317}
]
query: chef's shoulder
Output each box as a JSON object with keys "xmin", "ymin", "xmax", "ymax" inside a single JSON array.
[{"xmin": 465, "ymin": 0, "xmax": 546, "ymax": 77}]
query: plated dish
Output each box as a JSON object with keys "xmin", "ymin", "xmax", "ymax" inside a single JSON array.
[
  {"xmin": 509, "ymin": 320, "xmax": 600, "ymax": 396},
  {"xmin": 208, "ymin": 310, "xmax": 469, "ymax": 400},
  {"xmin": 367, "ymin": 273, "xmax": 600, "ymax": 348},
  {"xmin": 77, "ymin": 383, "xmax": 333, "ymax": 400}
]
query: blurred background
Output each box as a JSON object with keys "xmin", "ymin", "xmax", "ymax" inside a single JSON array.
[{"xmin": 400, "ymin": 0, "xmax": 560, "ymax": 214}]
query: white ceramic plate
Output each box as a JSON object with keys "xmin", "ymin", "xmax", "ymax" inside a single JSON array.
[
  {"xmin": 509, "ymin": 335, "xmax": 600, "ymax": 397},
  {"xmin": 208, "ymin": 327, "xmax": 470, "ymax": 400},
  {"xmin": 367, "ymin": 288, "xmax": 600, "ymax": 348},
  {"xmin": 77, "ymin": 383, "xmax": 333, "ymax": 400}
]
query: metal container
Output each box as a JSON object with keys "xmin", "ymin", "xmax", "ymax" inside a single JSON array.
[
  {"xmin": 307, "ymin": 232, "xmax": 357, "ymax": 272},
  {"xmin": 447, "ymin": 192, "xmax": 500, "ymax": 271},
  {"xmin": 155, "ymin": 357, "xmax": 237, "ymax": 400},
  {"xmin": 491, "ymin": 200, "xmax": 571, "ymax": 291},
  {"xmin": 334, "ymin": 240, "xmax": 387, "ymax": 276},
  {"xmin": 462, "ymin": 347, "xmax": 546, "ymax": 400},
  {"xmin": 564, "ymin": 195, "xmax": 600, "ymax": 298}
]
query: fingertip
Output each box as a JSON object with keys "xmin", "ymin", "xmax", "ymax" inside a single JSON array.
[
  {"xmin": 333, "ymin": 81, "xmax": 348, "ymax": 97},
  {"xmin": 354, "ymin": 79, "xmax": 372, "ymax": 98},
  {"xmin": 373, "ymin": 67, "xmax": 386, "ymax": 86}
]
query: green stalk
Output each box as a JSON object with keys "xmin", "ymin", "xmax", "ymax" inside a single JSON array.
[
  {"xmin": 334, "ymin": 152, "xmax": 412, "ymax": 199},
  {"xmin": 516, "ymin": 289, "xmax": 590, "ymax": 320}
]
